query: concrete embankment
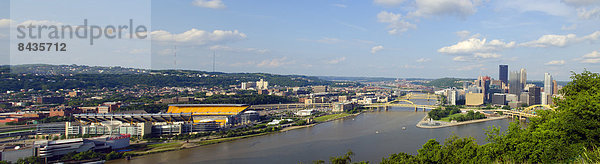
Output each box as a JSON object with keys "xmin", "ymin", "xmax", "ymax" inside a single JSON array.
[{"xmin": 416, "ymin": 115, "xmax": 509, "ymax": 129}]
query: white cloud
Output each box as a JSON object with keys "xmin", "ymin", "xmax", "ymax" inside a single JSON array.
[
  {"xmin": 371, "ymin": 45, "xmax": 384, "ymax": 54},
  {"xmin": 409, "ymin": 0, "xmax": 483, "ymax": 18},
  {"xmin": 377, "ymin": 11, "xmax": 416, "ymax": 35},
  {"xmin": 374, "ymin": 0, "xmax": 406, "ymax": 6},
  {"xmin": 545, "ymin": 60, "xmax": 566, "ymax": 65},
  {"xmin": 577, "ymin": 7, "xmax": 600, "ymax": 20},
  {"xmin": 562, "ymin": 0, "xmax": 600, "ymax": 7},
  {"xmin": 332, "ymin": 4, "xmax": 347, "ymax": 8},
  {"xmin": 0, "ymin": 19, "xmax": 13, "ymax": 28},
  {"xmin": 151, "ymin": 29, "xmax": 246, "ymax": 45},
  {"xmin": 257, "ymin": 57, "xmax": 293, "ymax": 67},
  {"xmin": 520, "ymin": 31, "xmax": 600, "ymax": 47},
  {"xmin": 209, "ymin": 45, "xmax": 269, "ymax": 54},
  {"xmin": 520, "ymin": 34, "xmax": 577, "ymax": 47},
  {"xmin": 581, "ymin": 58, "xmax": 600, "ymax": 63},
  {"xmin": 438, "ymin": 38, "xmax": 516, "ymax": 54},
  {"xmin": 192, "ymin": 0, "xmax": 226, "ymax": 9},
  {"xmin": 561, "ymin": 24, "xmax": 577, "ymax": 30},
  {"xmin": 581, "ymin": 31, "xmax": 600, "ymax": 40},
  {"xmin": 327, "ymin": 57, "xmax": 347, "ymax": 64},
  {"xmin": 416, "ymin": 58, "xmax": 431, "ymax": 62},
  {"xmin": 579, "ymin": 50, "xmax": 600, "ymax": 63},
  {"xmin": 452, "ymin": 56, "xmax": 469, "ymax": 62}
]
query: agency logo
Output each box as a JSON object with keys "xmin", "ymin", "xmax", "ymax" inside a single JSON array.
[{"xmin": 16, "ymin": 19, "xmax": 148, "ymax": 45}]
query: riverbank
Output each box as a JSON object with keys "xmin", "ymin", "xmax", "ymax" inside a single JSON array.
[
  {"xmin": 416, "ymin": 114, "xmax": 508, "ymax": 129},
  {"xmin": 122, "ymin": 112, "xmax": 361, "ymax": 160}
]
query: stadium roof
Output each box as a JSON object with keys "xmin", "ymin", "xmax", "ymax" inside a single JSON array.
[
  {"xmin": 74, "ymin": 113, "xmax": 194, "ymax": 123},
  {"xmin": 167, "ymin": 104, "xmax": 250, "ymax": 115}
]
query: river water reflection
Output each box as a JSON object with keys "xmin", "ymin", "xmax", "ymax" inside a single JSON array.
[{"xmin": 112, "ymin": 102, "xmax": 511, "ymax": 164}]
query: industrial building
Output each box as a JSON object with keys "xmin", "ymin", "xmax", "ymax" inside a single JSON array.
[{"xmin": 67, "ymin": 104, "xmax": 258, "ymax": 137}]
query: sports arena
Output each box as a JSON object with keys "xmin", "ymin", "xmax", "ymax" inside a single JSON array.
[{"xmin": 67, "ymin": 104, "xmax": 259, "ymax": 137}]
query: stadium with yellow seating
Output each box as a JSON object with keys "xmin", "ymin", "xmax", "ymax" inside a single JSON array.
[
  {"xmin": 167, "ymin": 104, "xmax": 251, "ymax": 126},
  {"xmin": 70, "ymin": 104, "xmax": 259, "ymax": 137}
]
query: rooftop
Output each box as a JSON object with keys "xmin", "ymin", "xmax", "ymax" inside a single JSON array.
[{"xmin": 168, "ymin": 104, "xmax": 248, "ymax": 107}]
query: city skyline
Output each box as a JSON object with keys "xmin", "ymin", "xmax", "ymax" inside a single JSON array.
[{"xmin": 2, "ymin": 0, "xmax": 600, "ymax": 81}]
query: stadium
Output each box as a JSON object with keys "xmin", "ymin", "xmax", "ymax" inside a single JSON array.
[{"xmin": 66, "ymin": 104, "xmax": 259, "ymax": 137}]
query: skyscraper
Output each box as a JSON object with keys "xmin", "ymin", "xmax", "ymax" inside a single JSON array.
[
  {"xmin": 528, "ymin": 86, "xmax": 541, "ymax": 105},
  {"xmin": 509, "ymin": 71, "xmax": 521, "ymax": 96},
  {"xmin": 520, "ymin": 68, "xmax": 527, "ymax": 89},
  {"xmin": 499, "ymin": 65, "xmax": 508, "ymax": 85},
  {"xmin": 553, "ymin": 80, "xmax": 558, "ymax": 95},
  {"xmin": 543, "ymin": 73, "xmax": 553, "ymax": 105}
]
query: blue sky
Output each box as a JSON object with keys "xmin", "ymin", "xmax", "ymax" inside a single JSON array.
[{"xmin": 2, "ymin": 0, "xmax": 600, "ymax": 80}]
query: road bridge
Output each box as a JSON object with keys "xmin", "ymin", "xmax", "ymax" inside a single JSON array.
[
  {"xmin": 491, "ymin": 105, "xmax": 555, "ymax": 119},
  {"xmin": 400, "ymin": 93, "xmax": 438, "ymax": 101},
  {"xmin": 364, "ymin": 99, "xmax": 438, "ymax": 112}
]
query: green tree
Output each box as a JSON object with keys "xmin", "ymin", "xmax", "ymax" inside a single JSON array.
[
  {"xmin": 416, "ymin": 139, "xmax": 442, "ymax": 163},
  {"xmin": 15, "ymin": 156, "xmax": 44, "ymax": 164},
  {"xmin": 329, "ymin": 150, "xmax": 355, "ymax": 164},
  {"xmin": 105, "ymin": 151, "xmax": 123, "ymax": 160},
  {"xmin": 381, "ymin": 152, "xmax": 420, "ymax": 164}
]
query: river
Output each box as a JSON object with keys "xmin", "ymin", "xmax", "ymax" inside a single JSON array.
[{"xmin": 111, "ymin": 100, "xmax": 512, "ymax": 164}]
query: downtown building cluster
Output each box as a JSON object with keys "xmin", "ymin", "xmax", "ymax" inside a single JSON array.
[{"xmin": 437, "ymin": 65, "xmax": 559, "ymax": 108}]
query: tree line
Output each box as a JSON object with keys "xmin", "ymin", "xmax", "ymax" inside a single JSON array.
[
  {"xmin": 427, "ymin": 106, "xmax": 461, "ymax": 120},
  {"xmin": 0, "ymin": 65, "xmax": 355, "ymax": 92}
]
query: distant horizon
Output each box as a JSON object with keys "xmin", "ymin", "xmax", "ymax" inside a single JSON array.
[{"xmin": 3, "ymin": 63, "xmax": 573, "ymax": 82}]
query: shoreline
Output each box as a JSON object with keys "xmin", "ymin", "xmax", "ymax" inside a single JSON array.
[
  {"xmin": 416, "ymin": 114, "xmax": 509, "ymax": 129},
  {"xmin": 121, "ymin": 112, "xmax": 361, "ymax": 160}
]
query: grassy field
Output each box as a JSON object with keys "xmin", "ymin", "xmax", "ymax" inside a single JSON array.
[
  {"xmin": 196, "ymin": 133, "xmax": 269, "ymax": 146},
  {"xmin": 146, "ymin": 142, "xmax": 182, "ymax": 149},
  {"xmin": 313, "ymin": 113, "xmax": 351, "ymax": 122},
  {"xmin": 439, "ymin": 113, "xmax": 464, "ymax": 122},
  {"xmin": 128, "ymin": 142, "xmax": 184, "ymax": 155}
]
